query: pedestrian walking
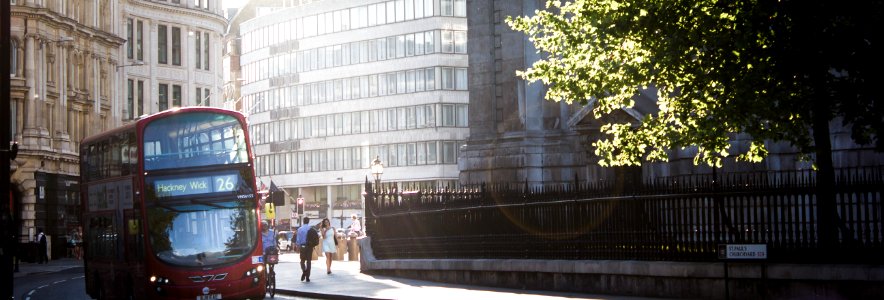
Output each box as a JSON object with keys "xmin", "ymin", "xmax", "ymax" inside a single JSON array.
[
  {"xmin": 35, "ymin": 228, "xmax": 48, "ymax": 264},
  {"xmin": 320, "ymin": 218, "xmax": 337, "ymax": 274},
  {"xmin": 74, "ymin": 226, "xmax": 83, "ymax": 260},
  {"xmin": 296, "ymin": 217, "xmax": 320, "ymax": 282},
  {"xmin": 68, "ymin": 227, "xmax": 83, "ymax": 259}
]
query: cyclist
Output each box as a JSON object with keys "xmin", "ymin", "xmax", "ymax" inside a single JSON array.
[
  {"xmin": 262, "ymin": 222, "xmax": 278, "ymax": 254},
  {"xmin": 261, "ymin": 222, "xmax": 279, "ymax": 297}
]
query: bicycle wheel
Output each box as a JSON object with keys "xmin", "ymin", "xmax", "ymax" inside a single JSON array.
[{"xmin": 266, "ymin": 265, "xmax": 276, "ymax": 298}]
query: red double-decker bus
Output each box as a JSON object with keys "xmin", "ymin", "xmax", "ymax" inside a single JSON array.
[{"xmin": 80, "ymin": 107, "xmax": 268, "ymax": 299}]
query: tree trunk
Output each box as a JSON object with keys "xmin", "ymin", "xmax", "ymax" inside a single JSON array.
[{"xmin": 812, "ymin": 100, "xmax": 838, "ymax": 251}]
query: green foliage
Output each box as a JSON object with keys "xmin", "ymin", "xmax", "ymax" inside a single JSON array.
[{"xmin": 507, "ymin": 0, "xmax": 883, "ymax": 167}]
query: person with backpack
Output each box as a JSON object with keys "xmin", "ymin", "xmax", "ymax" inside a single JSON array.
[{"xmin": 296, "ymin": 217, "xmax": 320, "ymax": 282}]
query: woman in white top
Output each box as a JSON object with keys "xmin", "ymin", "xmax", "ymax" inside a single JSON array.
[{"xmin": 320, "ymin": 218, "xmax": 336, "ymax": 274}]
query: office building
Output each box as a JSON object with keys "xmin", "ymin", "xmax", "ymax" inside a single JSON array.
[{"xmin": 235, "ymin": 0, "xmax": 469, "ymax": 228}]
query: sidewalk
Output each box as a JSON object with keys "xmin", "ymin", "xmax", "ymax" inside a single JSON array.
[
  {"xmin": 272, "ymin": 252, "xmax": 658, "ymax": 300},
  {"xmin": 12, "ymin": 253, "xmax": 658, "ymax": 299},
  {"xmin": 12, "ymin": 257, "xmax": 84, "ymax": 278}
]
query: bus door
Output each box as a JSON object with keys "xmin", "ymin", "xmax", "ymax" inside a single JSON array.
[{"xmin": 121, "ymin": 176, "xmax": 146, "ymax": 297}]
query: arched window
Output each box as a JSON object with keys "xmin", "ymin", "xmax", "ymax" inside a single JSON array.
[{"xmin": 10, "ymin": 39, "xmax": 17, "ymax": 77}]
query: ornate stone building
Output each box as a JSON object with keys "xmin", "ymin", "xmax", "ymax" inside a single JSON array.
[
  {"xmin": 10, "ymin": 0, "xmax": 124, "ymax": 260},
  {"xmin": 119, "ymin": 0, "xmax": 227, "ymax": 120},
  {"xmin": 9, "ymin": 0, "xmax": 226, "ymax": 260}
]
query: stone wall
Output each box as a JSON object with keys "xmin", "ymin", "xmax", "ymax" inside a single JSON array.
[{"xmin": 359, "ymin": 237, "xmax": 884, "ymax": 299}]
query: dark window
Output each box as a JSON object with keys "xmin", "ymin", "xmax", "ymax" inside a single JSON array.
[
  {"xmin": 85, "ymin": 216, "xmax": 117, "ymax": 259},
  {"xmin": 158, "ymin": 84, "xmax": 168, "ymax": 111},
  {"xmin": 136, "ymin": 20, "xmax": 143, "ymax": 60},
  {"xmin": 204, "ymin": 32, "xmax": 210, "ymax": 70},
  {"xmin": 195, "ymin": 32, "xmax": 201, "ymax": 69},
  {"xmin": 137, "ymin": 80, "xmax": 144, "ymax": 116},
  {"xmin": 158, "ymin": 25, "xmax": 167, "ymax": 64},
  {"xmin": 127, "ymin": 79, "xmax": 134, "ymax": 119},
  {"xmin": 172, "ymin": 27, "xmax": 181, "ymax": 65},
  {"xmin": 127, "ymin": 18, "xmax": 133, "ymax": 59},
  {"xmin": 172, "ymin": 85, "xmax": 182, "ymax": 107}
]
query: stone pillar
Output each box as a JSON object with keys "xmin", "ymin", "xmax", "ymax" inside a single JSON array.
[
  {"xmin": 22, "ymin": 34, "xmax": 43, "ymax": 149},
  {"xmin": 92, "ymin": 0, "xmax": 99, "ymax": 28},
  {"xmin": 92, "ymin": 54, "xmax": 101, "ymax": 133},
  {"xmin": 459, "ymin": 0, "xmax": 588, "ymax": 186},
  {"xmin": 56, "ymin": 44, "xmax": 72, "ymax": 153},
  {"xmin": 465, "ymin": 0, "xmax": 497, "ymax": 139}
]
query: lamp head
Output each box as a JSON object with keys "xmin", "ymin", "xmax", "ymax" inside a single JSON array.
[{"xmin": 370, "ymin": 156, "xmax": 384, "ymax": 178}]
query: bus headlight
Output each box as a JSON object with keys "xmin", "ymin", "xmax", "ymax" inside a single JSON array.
[
  {"xmin": 245, "ymin": 267, "xmax": 262, "ymax": 277},
  {"xmin": 150, "ymin": 275, "xmax": 172, "ymax": 285}
]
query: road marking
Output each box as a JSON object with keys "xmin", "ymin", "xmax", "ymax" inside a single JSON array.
[{"xmin": 24, "ymin": 274, "xmax": 83, "ymax": 299}]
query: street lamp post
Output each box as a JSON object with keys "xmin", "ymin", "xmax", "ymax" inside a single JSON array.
[
  {"xmin": 336, "ymin": 177, "xmax": 344, "ymax": 228},
  {"xmin": 370, "ymin": 156, "xmax": 384, "ymax": 190},
  {"xmin": 368, "ymin": 157, "xmax": 384, "ymax": 236}
]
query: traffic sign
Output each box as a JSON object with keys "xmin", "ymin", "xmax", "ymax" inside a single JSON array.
[{"xmin": 264, "ymin": 203, "xmax": 276, "ymax": 219}]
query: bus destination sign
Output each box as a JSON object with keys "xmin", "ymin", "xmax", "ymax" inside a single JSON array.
[{"xmin": 154, "ymin": 173, "xmax": 239, "ymax": 197}]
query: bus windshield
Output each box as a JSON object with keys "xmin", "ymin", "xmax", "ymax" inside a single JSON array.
[
  {"xmin": 147, "ymin": 200, "xmax": 258, "ymax": 267},
  {"xmin": 143, "ymin": 112, "xmax": 248, "ymax": 170}
]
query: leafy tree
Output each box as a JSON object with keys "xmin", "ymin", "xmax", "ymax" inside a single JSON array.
[
  {"xmin": 508, "ymin": 0, "xmax": 882, "ymax": 166},
  {"xmin": 508, "ymin": 0, "xmax": 883, "ymax": 247}
]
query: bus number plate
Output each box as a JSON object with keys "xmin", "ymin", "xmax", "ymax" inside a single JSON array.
[{"xmin": 196, "ymin": 294, "xmax": 221, "ymax": 300}]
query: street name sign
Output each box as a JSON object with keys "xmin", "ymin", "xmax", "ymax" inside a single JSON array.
[{"xmin": 718, "ymin": 244, "xmax": 767, "ymax": 260}]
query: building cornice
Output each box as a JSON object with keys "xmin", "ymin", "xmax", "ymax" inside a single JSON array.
[
  {"xmin": 128, "ymin": 0, "xmax": 228, "ymax": 31},
  {"xmin": 10, "ymin": 6, "xmax": 126, "ymax": 48}
]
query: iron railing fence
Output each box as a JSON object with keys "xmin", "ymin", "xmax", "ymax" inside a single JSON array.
[{"xmin": 364, "ymin": 167, "xmax": 883, "ymax": 263}]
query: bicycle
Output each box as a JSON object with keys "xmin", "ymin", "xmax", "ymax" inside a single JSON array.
[{"xmin": 264, "ymin": 246, "xmax": 279, "ymax": 298}]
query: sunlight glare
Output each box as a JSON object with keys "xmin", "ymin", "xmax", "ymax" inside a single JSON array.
[{"xmin": 223, "ymin": 0, "xmax": 247, "ymax": 9}]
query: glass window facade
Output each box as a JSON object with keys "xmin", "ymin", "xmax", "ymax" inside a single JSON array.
[{"xmin": 241, "ymin": 0, "xmax": 468, "ymax": 185}]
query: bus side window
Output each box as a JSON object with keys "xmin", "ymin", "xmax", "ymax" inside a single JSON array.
[{"xmin": 86, "ymin": 215, "xmax": 118, "ymax": 259}]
